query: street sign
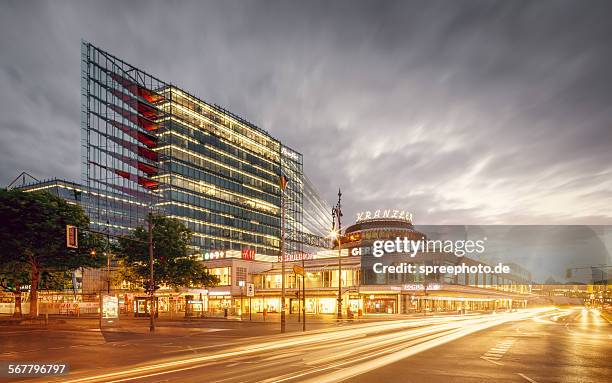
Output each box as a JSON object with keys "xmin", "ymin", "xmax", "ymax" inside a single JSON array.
[
  {"xmin": 246, "ymin": 283, "xmax": 255, "ymax": 297},
  {"xmin": 66, "ymin": 225, "xmax": 78, "ymax": 248},
  {"xmin": 293, "ymin": 265, "xmax": 304, "ymax": 276}
]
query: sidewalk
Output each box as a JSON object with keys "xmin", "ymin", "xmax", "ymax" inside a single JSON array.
[{"xmin": 0, "ymin": 310, "xmax": 484, "ymax": 333}]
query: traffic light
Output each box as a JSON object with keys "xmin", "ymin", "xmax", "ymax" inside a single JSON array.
[
  {"xmin": 144, "ymin": 284, "xmax": 161, "ymax": 292},
  {"xmin": 66, "ymin": 225, "xmax": 78, "ymax": 248}
]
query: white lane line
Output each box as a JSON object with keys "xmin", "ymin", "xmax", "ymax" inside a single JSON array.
[
  {"xmin": 480, "ymin": 356, "xmax": 503, "ymax": 365},
  {"xmin": 599, "ymin": 313, "xmax": 612, "ymax": 325},
  {"xmin": 479, "ymin": 337, "xmax": 516, "ymax": 363},
  {"xmin": 518, "ymin": 373, "xmax": 539, "ymax": 383}
]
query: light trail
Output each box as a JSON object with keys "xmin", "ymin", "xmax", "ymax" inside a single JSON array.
[
  {"xmin": 285, "ymin": 309, "xmax": 552, "ymax": 383},
  {"xmin": 51, "ymin": 308, "xmax": 554, "ymax": 383}
]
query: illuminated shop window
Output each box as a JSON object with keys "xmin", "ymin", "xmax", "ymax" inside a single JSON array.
[{"xmin": 209, "ymin": 267, "xmax": 231, "ymax": 286}]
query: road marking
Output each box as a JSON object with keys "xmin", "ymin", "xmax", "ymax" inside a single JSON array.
[
  {"xmin": 480, "ymin": 338, "xmax": 515, "ymax": 363},
  {"xmin": 480, "ymin": 356, "xmax": 504, "ymax": 365},
  {"xmin": 602, "ymin": 315, "xmax": 612, "ymax": 325},
  {"xmin": 518, "ymin": 373, "xmax": 539, "ymax": 383}
]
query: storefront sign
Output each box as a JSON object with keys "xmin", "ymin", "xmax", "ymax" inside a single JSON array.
[
  {"xmin": 277, "ymin": 252, "xmax": 314, "ymax": 262},
  {"xmin": 350, "ymin": 246, "xmax": 371, "ymax": 256},
  {"xmin": 281, "ymin": 146, "xmax": 300, "ymax": 161},
  {"xmin": 356, "ymin": 209, "xmax": 413, "ymax": 223},
  {"xmin": 204, "ymin": 250, "xmax": 226, "ymax": 260},
  {"xmin": 403, "ymin": 283, "xmax": 441, "ymax": 291},
  {"xmin": 241, "ymin": 248, "xmax": 255, "ymax": 260}
]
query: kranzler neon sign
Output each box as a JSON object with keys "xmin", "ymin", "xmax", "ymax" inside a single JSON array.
[{"xmin": 355, "ymin": 209, "xmax": 413, "ymax": 223}]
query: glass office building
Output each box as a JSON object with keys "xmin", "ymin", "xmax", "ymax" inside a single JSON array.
[{"xmin": 80, "ymin": 41, "xmax": 307, "ymax": 262}]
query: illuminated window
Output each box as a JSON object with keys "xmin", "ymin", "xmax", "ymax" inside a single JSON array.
[{"xmin": 209, "ymin": 267, "xmax": 231, "ymax": 286}]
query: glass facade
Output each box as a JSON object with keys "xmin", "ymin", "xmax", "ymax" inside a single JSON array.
[{"xmin": 80, "ymin": 41, "xmax": 306, "ymax": 261}]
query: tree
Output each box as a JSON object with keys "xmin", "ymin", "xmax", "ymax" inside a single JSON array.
[
  {"xmin": 0, "ymin": 261, "xmax": 30, "ymax": 317},
  {"xmin": 116, "ymin": 214, "xmax": 219, "ymax": 291},
  {"xmin": 0, "ymin": 189, "xmax": 106, "ymax": 317}
]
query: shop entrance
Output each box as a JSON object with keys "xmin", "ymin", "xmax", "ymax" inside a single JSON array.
[
  {"xmin": 365, "ymin": 298, "xmax": 396, "ymax": 314},
  {"xmin": 133, "ymin": 296, "xmax": 158, "ymax": 317},
  {"xmin": 290, "ymin": 298, "xmax": 302, "ymax": 314}
]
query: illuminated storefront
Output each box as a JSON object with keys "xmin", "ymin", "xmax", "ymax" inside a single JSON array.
[{"xmin": 246, "ymin": 214, "xmax": 533, "ymax": 316}]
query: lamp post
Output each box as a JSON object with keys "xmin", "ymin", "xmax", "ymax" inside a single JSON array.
[
  {"xmin": 297, "ymin": 272, "xmax": 300, "ymax": 323},
  {"xmin": 279, "ymin": 174, "xmax": 287, "ymax": 333},
  {"xmin": 148, "ymin": 211, "xmax": 155, "ymax": 332},
  {"xmin": 302, "ymin": 254, "xmax": 306, "ymax": 331},
  {"xmin": 106, "ymin": 219, "xmax": 111, "ymax": 294},
  {"xmin": 332, "ymin": 189, "xmax": 343, "ymax": 320}
]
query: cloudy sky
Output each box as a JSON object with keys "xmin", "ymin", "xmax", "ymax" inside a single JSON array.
[{"xmin": 1, "ymin": 0, "xmax": 611, "ymax": 225}]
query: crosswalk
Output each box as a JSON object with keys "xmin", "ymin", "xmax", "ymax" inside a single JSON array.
[{"xmin": 480, "ymin": 337, "xmax": 516, "ymax": 365}]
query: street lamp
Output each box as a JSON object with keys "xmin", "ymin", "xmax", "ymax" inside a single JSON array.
[
  {"xmin": 106, "ymin": 219, "xmax": 111, "ymax": 294},
  {"xmin": 332, "ymin": 189, "xmax": 343, "ymax": 320},
  {"xmin": 279, "ymin": 174, "xmax": 288, "ymax": 333},
  {"xmin": 148, "ymin": 211, "xmax": 155, "ymax": 332}
]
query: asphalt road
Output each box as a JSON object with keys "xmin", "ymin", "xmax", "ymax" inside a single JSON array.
[{"xmin": 1, "ymin": 308, "xmax": 609, "ymax": 383}]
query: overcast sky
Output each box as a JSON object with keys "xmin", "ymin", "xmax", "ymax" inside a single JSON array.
[{"xmin": 1, "ymin": 0, "xmax": 611, "ymax": 225}]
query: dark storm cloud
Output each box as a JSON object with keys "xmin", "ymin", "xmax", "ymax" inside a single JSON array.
[{"xmin": 1, "ymin": 0, "xmax": 611, "ymax": 224}]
